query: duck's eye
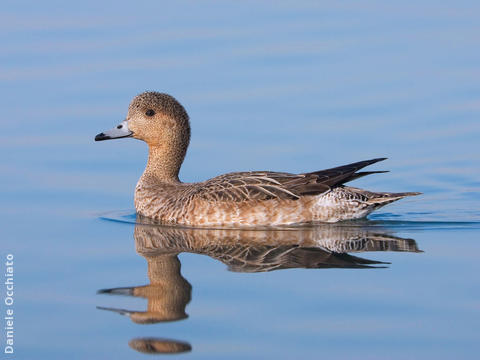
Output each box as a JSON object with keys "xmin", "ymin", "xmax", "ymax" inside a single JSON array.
[{"xmin": 145, "ymin": 109, "xmax": 155, "ymax": 117}]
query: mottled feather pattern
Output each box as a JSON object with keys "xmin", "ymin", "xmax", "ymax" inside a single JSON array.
[
  {"xmin": 134, "ymin": 158, "xmax": 420, "ymax": 226},
  {"xmin": 191, "ymin": 158, "xmax": 388, "ymax": 202},
  {"xmin": 133, "ymin": 222, "xmax": 421, "ymax": 272},
  {"xmin": 191, "ymin": 172, "xmax": 301, "ymax": 201}
]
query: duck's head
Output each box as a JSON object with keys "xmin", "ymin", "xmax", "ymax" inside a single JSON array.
[{"xmin": 95, "ymin": 91, "xmax": 190, "ymax": 151}]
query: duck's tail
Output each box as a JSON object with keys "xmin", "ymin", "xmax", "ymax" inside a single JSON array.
[{"xmin": 366, "ymin": 191, "xmax": 422, "ymax": 208}]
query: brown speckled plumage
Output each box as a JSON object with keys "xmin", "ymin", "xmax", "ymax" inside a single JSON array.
[{"xmin": 97, "ymin": 91, "xmax": 420, "ymax": 227}]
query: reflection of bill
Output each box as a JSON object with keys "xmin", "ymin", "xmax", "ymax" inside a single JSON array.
[{"xmin": 97, "ymin": 221, "xmax": 421, "ymax": 355}]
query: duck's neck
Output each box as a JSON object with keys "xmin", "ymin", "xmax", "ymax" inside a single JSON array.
[{"xmin": 142, "ymin": 145, "xmax": 183, "ymax": 183}]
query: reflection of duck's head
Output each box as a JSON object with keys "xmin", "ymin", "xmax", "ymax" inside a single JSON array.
[{"xmin": 98, "ymin": 252, "xmax": 191, "ymax": 324}]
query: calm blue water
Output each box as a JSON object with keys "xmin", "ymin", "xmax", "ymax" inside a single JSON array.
[{"xmin": 1, "ymin": 1, "xmax": 479, "ymax": 359}]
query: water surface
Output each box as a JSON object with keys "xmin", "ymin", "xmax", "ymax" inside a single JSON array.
[{"xmin": 1, "ymin": 1, "xmax": 479, "ymax": 359}]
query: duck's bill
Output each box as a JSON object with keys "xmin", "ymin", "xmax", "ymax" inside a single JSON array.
[{"xmin": 95, "ymin": 120, "xmax": 133, "ymax": 141}]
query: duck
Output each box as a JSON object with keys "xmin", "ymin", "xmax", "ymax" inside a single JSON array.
[{"xmin": 95, "ymin": 91, "xmax": 420, "ymax": 227}]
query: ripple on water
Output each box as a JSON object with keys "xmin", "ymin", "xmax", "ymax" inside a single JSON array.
[{"xmin": 98, "ymin": 210, "xmax": 480, "ymax": 231}]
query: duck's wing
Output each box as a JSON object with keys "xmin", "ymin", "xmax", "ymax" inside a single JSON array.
[
  {"xmin": 205, "ymin": 244, "xmax": 387, "ymax": 272},
  {"xmin": 193, "ymin": 158, "xmax": 388, "ymax": 202}
]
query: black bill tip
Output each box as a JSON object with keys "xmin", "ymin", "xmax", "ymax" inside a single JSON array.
[
  {"xmin": 97, "ymin": 287, "xmax": 134, "ymax": 296},
  {"xmin": 95, "ymin": 132, "xmax": 110, "ymax": 141}
]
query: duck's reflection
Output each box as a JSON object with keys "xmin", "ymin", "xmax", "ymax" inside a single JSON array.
[
  {"xmin": 128, "ymin": 338, "xmax": 192, "ymax": 355},
  {"xmin": 97, "ymin": 219, "xmax": 421, "ymax": 355}
]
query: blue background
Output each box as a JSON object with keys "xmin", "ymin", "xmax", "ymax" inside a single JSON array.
[{"xmin": 1, "ymin": 1, "xmax": 479, "ymax": 359}]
